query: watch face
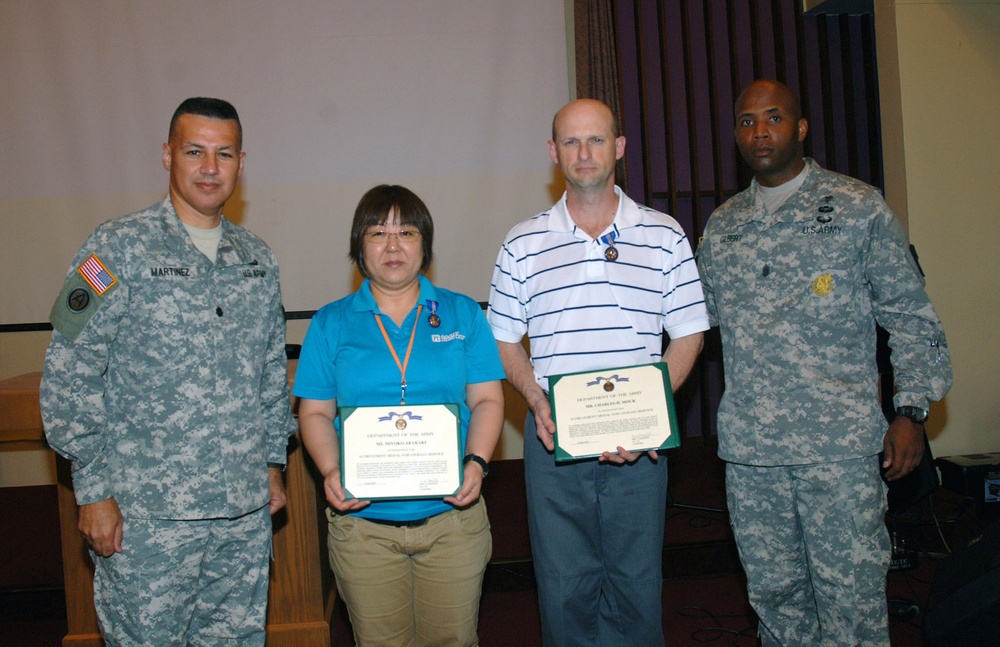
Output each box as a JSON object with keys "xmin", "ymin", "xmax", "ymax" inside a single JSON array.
[{"xmin": 898, "ymin": 406, "xmax": 928, "ymax": 424}]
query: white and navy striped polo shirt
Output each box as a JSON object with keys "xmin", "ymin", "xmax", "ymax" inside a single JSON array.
[{"xmin": 488, "ymin": 187, "xmax": 710, "ymax": 391}]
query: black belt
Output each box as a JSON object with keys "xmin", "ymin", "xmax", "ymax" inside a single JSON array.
[{"xmin": 363, "ymin": 516, "xmax": 430, "ymax": 528}]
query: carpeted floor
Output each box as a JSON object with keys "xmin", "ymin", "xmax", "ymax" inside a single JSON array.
[
  {"xmin": 3, "ymin": 441, "xmax": 994, "ymax": 646},
  {"xmin": 327, "ymin": 443, "xmax": 992, "ymax": 646}
]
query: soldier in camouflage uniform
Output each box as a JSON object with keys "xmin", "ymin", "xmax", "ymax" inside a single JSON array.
[
  {"xmin": 696, "ymin": 80, "xmax": 952, "ymax": 646},
  {"xmin": 40, "ymin": 98, "xmax": 297, "ymax": 646}
]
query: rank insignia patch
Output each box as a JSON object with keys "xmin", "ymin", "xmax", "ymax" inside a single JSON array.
[{"xmin": 77, "ymin": 254, "xmax": 118, "ymax": 295}]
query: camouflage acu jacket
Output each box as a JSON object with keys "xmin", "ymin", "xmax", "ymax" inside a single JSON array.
[
  {"xmin": 41, "ymin": 199, "xmax": 296, "ymax": 519},
  {"xmin": 697, "ymin": 159, "xmax": 952, "ymax": 466}
]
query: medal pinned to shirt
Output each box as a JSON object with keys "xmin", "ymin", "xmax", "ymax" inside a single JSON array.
[
  {"xmin": 426, "ymin": 299, "xmax": 440, "ymax": 328},
  {"xmin": 600, "ymin": 231, "xmax": 619, "ymax": 262}
]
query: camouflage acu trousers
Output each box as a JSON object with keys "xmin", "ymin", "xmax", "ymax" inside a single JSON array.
[
  {"xmin": 92, "ymin": 505, "xmax": 271, "ymax": 646},
  {"xmin": 726, "ymin": 458, "xmax": 890, "ymax": 647}
]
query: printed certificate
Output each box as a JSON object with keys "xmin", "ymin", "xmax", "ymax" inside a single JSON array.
[
  {"xmin": 548, "ymin": 363, "xmax": 679, "ymax": 461},
  {"xmin": 339, "ymin": 403, "xmax": 462, "ymax": 500}
]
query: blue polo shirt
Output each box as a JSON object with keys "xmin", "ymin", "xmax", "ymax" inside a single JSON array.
[{"xmin": 293, "ymin": 275, "xmax": 504, "ymax": 521}]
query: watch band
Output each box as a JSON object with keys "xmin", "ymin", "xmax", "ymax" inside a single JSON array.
[
  {"xmin": 463, "ymin": 453, "xmax": 489, "ymax": 477},
  {"xmin": 895, "ymin": 405, "xmax": 929, "ymax": 424}
]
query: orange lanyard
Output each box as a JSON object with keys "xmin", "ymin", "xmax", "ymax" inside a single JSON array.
[{"xmin": 374, "ymin": 305, "xmax": 422, "ymax": 405}]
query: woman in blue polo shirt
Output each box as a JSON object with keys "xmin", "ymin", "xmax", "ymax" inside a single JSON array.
[{"xmin": 294, "ymin": 185, "xmax": 505, "ymax": 647}]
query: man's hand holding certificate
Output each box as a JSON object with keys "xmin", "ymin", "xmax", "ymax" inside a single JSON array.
[{"xmin": 548, "ymin": 363, "xmax": 679, "ymax": 461}]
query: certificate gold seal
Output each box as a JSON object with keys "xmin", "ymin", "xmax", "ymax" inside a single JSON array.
[{"xmin": 395, "ymin": 418, "xmax": 407, "ymax": 430}]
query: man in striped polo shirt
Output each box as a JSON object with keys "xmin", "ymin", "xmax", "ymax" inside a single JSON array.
[{"xmin": 488, "ymin": 99, "xmax": 709, "ymax": 646}]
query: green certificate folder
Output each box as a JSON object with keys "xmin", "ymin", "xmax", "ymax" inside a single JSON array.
[{"xmin": 548, "ymin": 362, "xmax": 679, "ymax": 462}]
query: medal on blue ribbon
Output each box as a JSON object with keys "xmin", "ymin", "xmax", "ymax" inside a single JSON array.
[
  {"xmin": 600, "ymin": 230, "xmax": 619, "ymax": 262},
  {"xmin": 426, "ymin": 299, "xmax": 441, "ymax": 328}
]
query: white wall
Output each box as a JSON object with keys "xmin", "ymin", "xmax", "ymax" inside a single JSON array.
[
  {"xmin": 875, "ymin": 0, "xmax": 1000, "ymax": 458},
  {"xmin": 0, "ymin": 0, "xmax": 572, "ymax": 485},
  {"xmin": 0, "ymin": 0, "xmax": 569, "ymax": 325}
]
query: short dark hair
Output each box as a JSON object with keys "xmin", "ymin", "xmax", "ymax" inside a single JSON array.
[
  {"xmin": 168, "ymin": 97, "xmax": 242, "ymax": 146},
  {"xmin": 349, "ymin": 185, "xmax": 434, "ymax": 278}
]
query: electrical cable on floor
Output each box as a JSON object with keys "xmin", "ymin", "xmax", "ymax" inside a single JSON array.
[
  {"xmin": 927, "ymin": 491, "xmax": 952, "ymax": 553},
  {"xmin": 676, "ymin": 605, "xmax": 758, "ymax": 646},
  {"xmin": 670, "ymin": 501, "xmax": 727, "ymax": 514},
  {"xmin": 668, "ymin": 509, "xmax": 729, "ymax": 532}
]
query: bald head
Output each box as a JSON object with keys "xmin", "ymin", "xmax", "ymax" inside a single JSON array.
[
  {"xmin": 733, "ymin": 79, "xmax": 808, "ymax": 186},
  {"xmin": 547, "ymin": 99, "xmax": 625, "ymax": 197},
  {"xmin": 552, "ymin": 99, "xmax": 619, "ymax": 143},
  {"xmin": 735, "ymin": 80, "xmax": 802, "ymax": 123}
]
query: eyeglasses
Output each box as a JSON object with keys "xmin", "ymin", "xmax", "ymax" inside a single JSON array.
[{"xmin": 364, "ymin": 228, "xmax": 422, "ymax": 244}]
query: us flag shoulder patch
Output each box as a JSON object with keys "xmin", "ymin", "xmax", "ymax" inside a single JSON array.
[{"xmin": 77, "ymin": 254, "xmax": 118, "ymax": 295}]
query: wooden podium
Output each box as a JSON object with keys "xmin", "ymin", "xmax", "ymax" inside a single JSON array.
[{"xmin": 0, "ymin": 370, "xmax": 335, "ymax": 646}]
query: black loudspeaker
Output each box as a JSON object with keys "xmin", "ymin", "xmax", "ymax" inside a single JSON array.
[{"xmin": 923, "ymin": 522, "xmax": 1000, "ymax": 646}]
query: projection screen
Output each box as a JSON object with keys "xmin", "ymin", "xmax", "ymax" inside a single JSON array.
[{"xmin": 0, "ymin": 0, "xmax": 570, "ymax": 325}]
